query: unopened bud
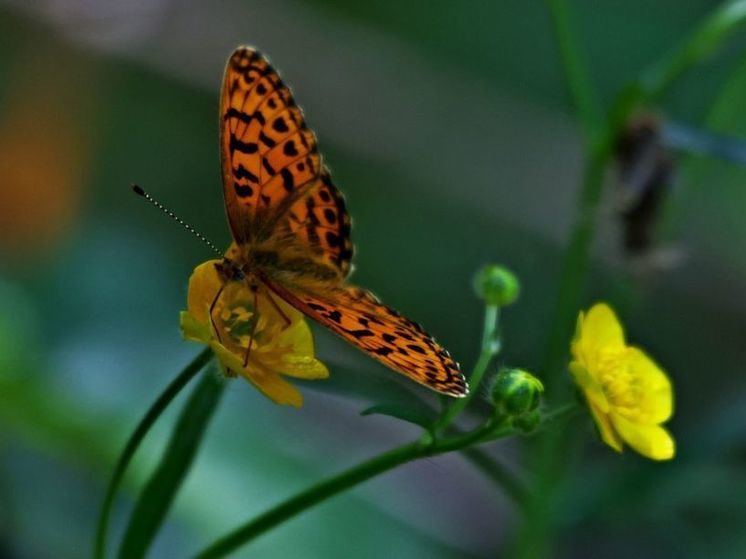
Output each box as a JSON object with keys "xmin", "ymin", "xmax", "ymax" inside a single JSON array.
[
  {"xmin": 512, "ymin": 409, "xmax": 541, "ymax": 434},
  {"xmin": 473, "ymin": 265, "xmax": 520, "ymax": 306},
  {"xmin": 491, "ymin": 368, "xmax": 544, "ymax": 416}
]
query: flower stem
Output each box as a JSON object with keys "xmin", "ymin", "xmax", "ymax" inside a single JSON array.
[
  {"xmin": 193, "ymin": 418, "xmax": 514, "ymax": 559},
  {"xmin": 118, "ymin": 364, "xmax": 226, "ymax": 559},
  {"xmin": 435, "ymin": 304, "xmax": 500, "ymax": 432},
  {"xmin": 94, "ymin": 348, "xmax": 212, "ymax": 559},
  {"xmin": 193, "ymin": 440, "xmax": 423, "ymax": 559},
  {"xmin": 513, "ymin": 2, "xmax": 746, "ymax": 556},
  {"xmin": 545, "ymin": 0, "xmax": 604, "ymax": 143}
]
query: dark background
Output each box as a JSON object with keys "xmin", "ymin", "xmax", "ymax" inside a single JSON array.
[{"xmin": 1, "ymin": 1, "xmax": 745, "ymax": 557}]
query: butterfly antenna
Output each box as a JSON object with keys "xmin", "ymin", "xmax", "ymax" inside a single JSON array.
[{"xmin": 132, "ymin": 184, "xmax": 224, "ymax": 258}]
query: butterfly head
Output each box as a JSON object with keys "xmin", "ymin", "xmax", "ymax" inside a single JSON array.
[{"xmin": 214, "ymin": 257, "xmax": 247, "ymax": 283}]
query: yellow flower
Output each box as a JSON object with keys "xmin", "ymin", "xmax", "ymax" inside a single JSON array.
[
  {"xmin": 570, "ymin": 303, "xmax": 674, "ymax": 460},
  {"xmin": 180, "ymin": 260, "xmax": 328, "ymax": 407}
]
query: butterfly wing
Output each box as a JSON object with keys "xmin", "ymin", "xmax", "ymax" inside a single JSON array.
[
  {"xmin": 271, "ymin": 167, "xmax": 354, "ymax": 278},
  {"xmin": 263, "ymin": 279, "xmax": 467, "ymax": 397},
  {"xmin": 221, "ymin": 47, "xmax": 462, "ymax": 396},
  {"xmin": 220, "ymin": 47, "xmax": 321, "ymax": 244}
]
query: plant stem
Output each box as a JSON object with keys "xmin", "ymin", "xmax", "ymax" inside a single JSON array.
[
  {"xmin": 546, "ymin": 0, "xmax": 604, "ymax": 143},
  {"xmin": 515, "ymin": 1, "xmax": 746, "ymax": 556},
  {"xmin": 94, "ymin": 348, "xmax": 212, "ymax": 559},
  {"xmin": 118, "ymin": 364, "xmax": 226, "ymax": 559},
  {"xmin": 193, "ymin": 440, "xmax": 424, "ymax": 559},
  {"xmin": 193, "ymin": 417, "xmax": 515, "ymax": 559},
  {"xmin": 537, "ymin": 145, "xmax": 610, "ymax": 395},
  {"xmin": 435, "ymin": 304, "xmax": 500, "ymax": 432}
]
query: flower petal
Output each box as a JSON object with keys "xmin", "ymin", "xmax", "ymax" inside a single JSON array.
[
  {"xmin": 625, "ymin": 347, "xmax": 673, "ymax": 423},
  {"xmin": 281, "ymin": 356, "xmax": 329, "ymax": 379},
  {"xmin": 180, "ymin": 311, "xmax": 212, "ymax": 343},
  {"xmin": 588, "ymin": 402, "xmax": 623, "ymax": 452},
  {"xmin": 575, "ymin": 303, "xmax": 626, "ymax": 367},
  {"xmin": 210, "ymin": 341, "xmax": 245, "ymax": 374},
  {"xmin": 569, "ymin": 361, "xmax": 609, "ymax": 413},
  {"xmin": 181, "ymin": 258, "xmax": 328, "ymax": 407},
  {"xmin": 243, "ymin": 370, "xmax": 303, "ymax": 407},
  {"xmin": 611, "ymin": 413, "xmax": 675, "ymax": 460},
  {"xmin": 187, "ymin": 260, "xmax": 224, "ymax": 323},
  {"xmin": 211, "ymin": 335, "xmax": 306, "ymax": 407}
]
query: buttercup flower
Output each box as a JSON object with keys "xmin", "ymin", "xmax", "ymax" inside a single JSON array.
[
  {"xmin": 180, "ymin": 260, "xmax": 328, "ymax": 407},
  {"xmin": 570, "ymin": 303, "xmax": 674, "ymax": 460}
]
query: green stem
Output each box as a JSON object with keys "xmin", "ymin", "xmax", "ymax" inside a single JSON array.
[
  {"xmin": 538, "ymin": 145, "xmax": 610, "ymax": 395},
  {"xmin": 118, "ymin": 364, "xmax": 226, "ymax": 559},
  {"xmin": 193, "ymin": 418, "xmax": 514, "ymax": 559},
  {"xmin": 511, "ymin": 81, "xmax": 613, "ymax": 559},
  {"xmin": 640, "ymin": 0, "xmax": 746, "ymax": 100},
  {"xmin": 435, "ymin": 304, "xmax": 500, "ymax": 432},
  {"xmin": 546, "ymin": 0, "xmax": 604, "ymax": 142},
  {"xmin": 94, "ymin": 348, "xmax": 212, "ymax": 559},
  {"xmin": 193, "ymin": 402, "xmax": 578, "ymax": 559},
  {"xmin": 515, "ymin": 1, "xmax": 746, "ymax": 557},
  {"xmin": 193, "ymin": 440, "xmax": 423, "ymax": 559},
  {"xmin": 464, "ymin": 402, "xmax": 579, "ymax": 513}
]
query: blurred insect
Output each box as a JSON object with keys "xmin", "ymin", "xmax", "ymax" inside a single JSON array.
[{"xmin": 614, "ymin": 113, "xmax": 746, "ymax": 259}]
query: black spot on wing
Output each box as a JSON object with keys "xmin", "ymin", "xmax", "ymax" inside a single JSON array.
[
  {"xmin": 259, "ymin": 131, "xmax": 276, "ymax": 148},
  {"xmin": 234, "ymin": 164, "xmax": 259, "ymax": 184},
  {"xmin": 273, "ymin": 117, "xmax": 289, "ymax": 133},
  {"xmin": 281, "ymin": 168, "xmax": 294, "ymax": 192},
  {"xmin": 348, "ymin": 329, "xmax": 374, "ymax": 339},
  {"xmin": 230, "ymin": 136, "xmax": 258, "ymax": 154},
  {"xmin": 234, "ymin": 182, "xmax": 253, "ymax": 198},
  {"xmin": 283, "ymin": 140, "xmax": 298, "ymax": 157}
]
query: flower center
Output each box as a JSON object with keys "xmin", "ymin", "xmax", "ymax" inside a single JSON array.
[
  {"xmin": 596, "ymin": 349, "xmax": 641, "ymax": 416},
  {"xmin": 219, "ymin": 302, "xmax": 258, "ymax": 349}
]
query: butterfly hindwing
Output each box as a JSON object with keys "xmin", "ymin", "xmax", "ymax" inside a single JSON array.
[
  {"xmin": 220, "ymin": 47, "xmax": 320, "ymax": 243},
  {"xmin": 264, "ymin": 280, "xmax": 467, "ymax": 397},
  {"xmin": 273, "ymin": 167, "xmax": 354, "ymax": 278}
]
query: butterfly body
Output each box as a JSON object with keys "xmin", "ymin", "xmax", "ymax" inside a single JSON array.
[{"xmin": 217, "ymin": 47, "xmax": 467, "ymax": 397}]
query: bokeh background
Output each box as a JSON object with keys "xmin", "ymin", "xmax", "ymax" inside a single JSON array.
[{"xmin": 1, "ymin": 1, "xmax": 745, "ymax": 558}]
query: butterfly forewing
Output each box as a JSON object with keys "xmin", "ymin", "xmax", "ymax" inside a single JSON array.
[
  {"xmin": 220, "ymin": 47, "xmax": 320, "ymax": 243},
  {"xmin": 264, "ymin": 280, "xmax": 467, "ymax": 397}
]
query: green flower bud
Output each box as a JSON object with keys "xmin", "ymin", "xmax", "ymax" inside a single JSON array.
[
  {"xmin": 512, "ymin": 409, "xmax": 541, "ymax": 434},
  {"xmin": 473, "ymin": 265, "xmax": 520, "ymax": 306},
  {"xmin": 491, "ymin": 368, "xmax": 544, "ymax": 416}
]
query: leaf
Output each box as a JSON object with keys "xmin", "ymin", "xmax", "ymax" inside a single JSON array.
[
  {"xmin": 116, "ymin": 364, "xmax": 226, "ymax": 559},
  {"xmin": 641, "ymin": 0, "xmax": 746, "ymax": 99},
  {"xmin": 94, "ymin": 348, "xmax": 212, "ymax": 559}
]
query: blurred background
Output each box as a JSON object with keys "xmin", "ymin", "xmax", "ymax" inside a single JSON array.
[{"xmin": 1, "ymin": 1, "xmax": 745, "ymax": 558}]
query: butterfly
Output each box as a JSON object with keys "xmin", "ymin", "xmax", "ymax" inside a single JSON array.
[{"xmin": 215, "ymin": 46, "xmax": 467, "ymax": 397}]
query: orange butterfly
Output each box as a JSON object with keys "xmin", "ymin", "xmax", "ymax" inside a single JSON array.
[{"xmin": 214, "ymin": 47, "xmax": 467, "ymax": 397}]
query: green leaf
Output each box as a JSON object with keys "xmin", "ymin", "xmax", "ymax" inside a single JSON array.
[
  {"xmin": 117, "ymin": 364, "xmax": 226, "ymax": 559},
  {"xmin": 360, "ymin": 402, "xmax": 437, "ymax": 429},
  {"xmin": 641, "ymin": 0, "xmax": 746, "ymax": 99},
  {"xmin": 94, "ymin": 348, "xmax": 212, "ymax": 559}
]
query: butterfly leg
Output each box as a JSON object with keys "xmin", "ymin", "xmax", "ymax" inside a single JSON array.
[
  {"xmin": 264, "ymin": 288, "xmax": 292, "ymax": 330},
  {"xmin": 208, "ymin": 281, "xmax": 228, "ymax": 344},
  {"xmin": 242, "ymin": 286, "xmax": 259, "ymax": 367}
]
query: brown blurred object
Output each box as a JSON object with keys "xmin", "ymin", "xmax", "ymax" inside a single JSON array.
[
  {"xmin": 614, "ymin": 114, "xmax": 674, "ymax": 255},
  {"xmin": 0, "ymin": 44, "xmax": 95, "ymax": 258}
]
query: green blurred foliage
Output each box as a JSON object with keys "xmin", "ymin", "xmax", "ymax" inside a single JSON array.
[{"xmin": 0, "ymin": 1, "xmax": 744, "ymax": 558}]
